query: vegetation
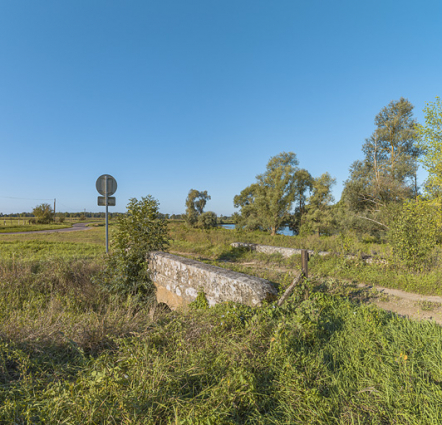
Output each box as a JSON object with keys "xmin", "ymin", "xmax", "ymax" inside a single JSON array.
[
  {"xmin": 1, "ymin": 251, "xmax": 442, "ymax": 423},
  {"xmin": 0, "ymin": 223, "xmax": 71, "ymax": 234},
  {"xmin": 97, "ymin": 196, "xmax": 169, "ymax": 300},
  {"xmin": 32, "ymin": 203, "xmax": 54, "ymax": 224},
  {"xmin": 235, "ymin": 152, "xmax": 302, "ymax": 235},
  {"xmin": 388, "ymin": 199, "xmax": 439, "ymax": 271},
  {"xmin": 416, "ymin": 96, "xmax": 442, "ymax": 196},
  {"xmin": 302, "ymin": 172, "xmax": 336, "ymax": 236},
  {"xmin": 185, "ymin": 189, "xmax": 218, "ymax": 228},
  {"xmin": 341, "ymin": 98, "xmax": 420, "ymax": 234}
]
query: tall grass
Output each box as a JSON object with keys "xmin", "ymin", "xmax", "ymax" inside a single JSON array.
[
  {"xmin": 1, "ymin": 223, "xmax": 442, "ymax": 423},
  {"xmin": 1, "ymin": 259, "xmax": 442, "ymax": 423}
]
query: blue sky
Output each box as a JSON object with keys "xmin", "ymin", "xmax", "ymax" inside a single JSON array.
[{"xmin": 1, "ymin": 0, "xmax": 441, "ymax": 215}]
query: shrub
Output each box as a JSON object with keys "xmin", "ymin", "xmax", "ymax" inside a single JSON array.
[
  {"xmin": 198, "ymin": 211, "xmax": 218, "ymax": 229},
  {"xmin": 388, "ymin": 199, "xmax": 439, "ymax": 271},
  {"xmin": 32, "ymin": 203, "xmax": 53, "ymax": 224},
  {"xmin": 97, "ymin": 196, "xmax": 169, "ymax": 300}
]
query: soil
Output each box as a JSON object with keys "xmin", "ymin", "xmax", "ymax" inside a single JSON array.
[{"xmin": 359, "ymin": 284, "xmax": 442, "ymax": 325}]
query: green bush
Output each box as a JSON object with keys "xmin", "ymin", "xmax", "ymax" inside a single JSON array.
[
  {"xmin": 97, "ymin": 196, "xmax": 169, "ymax": 300},
  {"xmin": 388, "ymin": 200, "xmax": 439, "ymax": 271},
  {"xmin": 198, "ymin": 211, "xmax": 218, "ymax": 229}
]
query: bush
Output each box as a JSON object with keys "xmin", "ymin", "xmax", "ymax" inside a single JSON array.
[
  {"xmin": 388, "ymin": 199, "xmax": 439, "ymax": 271},
  {"xmin": 32, "ymin": 203, "xmax": 53, "ymax": 224},
  {"xmin": 97, "ymin": 196, "xmax": 169, "ymax": 300},
  {"xmin": 198, "ymin": 211, "xmax": 218, "ymax": 229}
]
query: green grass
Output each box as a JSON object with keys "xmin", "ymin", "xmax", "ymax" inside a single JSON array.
[
  {"xmin": 2, "ymin": 223, "xmax": 442, "ymax": 423},
  {"xmin": 0, "ymin": 225, "xmax": 107, "ymax": 245},
  {"xmin": 0, "ymin": 240, "xmax": 104, "ymax": 261},
  {"xmin": 1, "ymin": 259, "xmax": 442, "ymax": 424},
  {"xmin": 0, "ymin": 223, "xmax": 72, "ymax": 233}
]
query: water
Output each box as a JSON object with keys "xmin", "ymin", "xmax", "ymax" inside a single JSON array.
[{"xmin": 219, "ymin": 223, "xmax": 295, "ymax": 236}]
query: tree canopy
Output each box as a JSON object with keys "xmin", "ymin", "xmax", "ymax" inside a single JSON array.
[
  {"xmin": 234, "ymin": 152, "xmax": 300, "ymax": 235},
  {"xmin": 32, "ymin": 203, "xmax": 54, "ymax": 224},
  {"xmin": 342, "ymin": 98, "xmax": 420, "ymax": 231},
  {"xmin": 416, "ymin": 97, "xmax": 442, "ymax": 197},
  {"xmin": 185, "ymin": 189, "xmax": 217, "ymax": 228}
]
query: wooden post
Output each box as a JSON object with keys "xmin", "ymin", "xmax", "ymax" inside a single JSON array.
[
  {"xmin": 277, "ymin": 249, "xmax": 310, "ymax": 306},
  {"xmin": 301, "ymin": 249, "xmax": 309, "ymax": 278}
]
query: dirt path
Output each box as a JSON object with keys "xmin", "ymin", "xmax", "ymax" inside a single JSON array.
[
  {"xmin": 360, "ymin": 284, "xmax": 442, "ymax": 324},
  {"xmin": 0, "ymin": 222, "xmax": 93, "ymax": 235}
]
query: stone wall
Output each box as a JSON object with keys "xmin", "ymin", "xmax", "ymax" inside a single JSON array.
[
  {"xmin": 230, "ymin": 242, "xmax": 330, "ymax": 258},
  {"xmin": 230, "ymin": 242, "xmax": 386, "ymax": 264},
  {"xmin": 148, "ymin": 251, "xmax": 278, "ymax": 309}
]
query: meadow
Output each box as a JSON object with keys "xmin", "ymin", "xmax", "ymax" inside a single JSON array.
[{"xmin": 1, "ymin": 222, "xmax": 442, "ymax": 423}]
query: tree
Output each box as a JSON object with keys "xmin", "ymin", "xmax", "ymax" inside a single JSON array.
[
  {"xmin": 286, "ymin": 169, "xmax": 314, "ymax": 233},
  {"xmin": 342, "ymin": 98, "xmax": 420, "ymax": 231},
  {"xmin": 416, "ymin": 97, "xmax": 442, "ymax": 196},
  {"xmin": 98, "ymin": 196, "xmax": 169, "ymax": 300},
  {"xmin": 185, "ymin": 189, "xmax": 211, "ymax": 227},
  {"xmin": 234, "ymin": 152, "xmax": 299, "ymax": 235},
  {"xmin": 32, "ymin": 203, "xmax": 53, "ymax": 224},
  {"xmin": 303, "ymin": 173, "xmax": 336, "ymax": 236},
  {"xmin": 233, "ymin": 183, "xmax": 262, "ymax": 231},
  {"xmin": 198, "ymin": 211, "xmax": 218, "ymax": 229}
]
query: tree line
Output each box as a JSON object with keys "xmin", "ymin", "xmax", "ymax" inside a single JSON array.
[{"xmin": 184, "ymin": 96, "xmax": 442, "ymax": 252}]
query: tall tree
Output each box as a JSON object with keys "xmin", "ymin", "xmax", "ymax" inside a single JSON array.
[
  {"xmin": 233, "ymin": 183, "xmax": 262, "ymax": 231},
  {"xmin": 303, "ymin": 173, "xmax": 336, "ymax": 236},
  {"xmin": 234, "ymin": 152, "xmax": 299, "ymax": 235},
  {"xmin": 343, "ymin": 98, "xmax": 420, "ymax": 229},
  {"xmin": 185, "ymin": 189, "xmax": 211, "ymax": 227}
]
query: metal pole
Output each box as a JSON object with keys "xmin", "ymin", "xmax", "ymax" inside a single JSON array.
[{"xmin": 105, "ymin": 175, "xmax": 109, "ymax": 254}]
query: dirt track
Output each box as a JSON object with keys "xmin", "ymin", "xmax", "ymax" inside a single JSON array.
[{"xmin": 0, "ymin": 222, "xmax": 92, "ymax": 235}]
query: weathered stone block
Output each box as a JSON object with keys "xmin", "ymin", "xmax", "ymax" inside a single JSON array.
[
  {"xmin": 230, "ymin": 242, "xmax": 329, "ymax": 258},
  {"xmin": 148, "ymin": 251, "xmax": 277, "ymax": 309}
]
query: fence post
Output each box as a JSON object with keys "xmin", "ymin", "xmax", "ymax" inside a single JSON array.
[{"xmin": 301, "ymin": 249, "xmax": 309, "ymax": 278}]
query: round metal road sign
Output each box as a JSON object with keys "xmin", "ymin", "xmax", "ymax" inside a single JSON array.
[{"xmin": 96, "ymin": 174, "xmax": 117, "ymax": 196}]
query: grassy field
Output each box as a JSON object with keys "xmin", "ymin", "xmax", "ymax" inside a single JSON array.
[
  {"xmin": 0, "ymin": 223, "xmax": 72, "ymax": 233},
  {"xmin": 1, "ymin": 222, "xmax": 442, "ymax": 423}
]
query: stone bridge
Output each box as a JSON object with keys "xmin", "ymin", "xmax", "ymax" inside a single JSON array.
[{"xmin": 148, "ymin": 251, "xmax": 278, "ymax": 309}]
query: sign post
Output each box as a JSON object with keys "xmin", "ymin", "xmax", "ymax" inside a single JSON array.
[{"xmin": 96, "ymin": 174, "xmax": 117, "ymax": 253}]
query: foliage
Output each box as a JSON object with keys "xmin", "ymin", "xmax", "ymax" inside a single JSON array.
[
  {"xmin": 416, "ymin": 97, "xmax": 442, "ymax": 196},
  {"xmin": 303, "ymin": 172, "xmax": 336, "ymax": 235},
  {"xmin": 189, "ymin": 291, "xmax": 210, "ymax": 310},
  {"xmin": 3, "ymin": 261, "xmax": 442, "ymax": 423},
  {"xmin": 342, "ymin": 98, "xmax": 420, "ymax": 233},
  {"xmin": 32, "ymin": 203, "xmax": 54, "ymax": 224},
  {"xmin": 234, "ymin": 152, "xmax": 300, "ymax": 235},
  {"xmin": 98, "ymin": 196, "xmax": 169, "ymax": 299},
  {"xmin": 286, "ymin": 168, "xmax": 314, "ymax": 233},
  {"xmin": 388, "ymin": 199, "xmax": 439, "ymax": 271},
  {"xmin": 198, "ymin": 210, "xmax": 218, "ymax": 229},
  {"xmin": 185, "ymin": 189, "xmax": 211, "ymax": 227}
]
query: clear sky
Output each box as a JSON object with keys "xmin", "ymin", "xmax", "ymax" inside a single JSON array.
[{"xmin": 1, "ymin": 0, "xmax": 441, "ymax": 215}]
